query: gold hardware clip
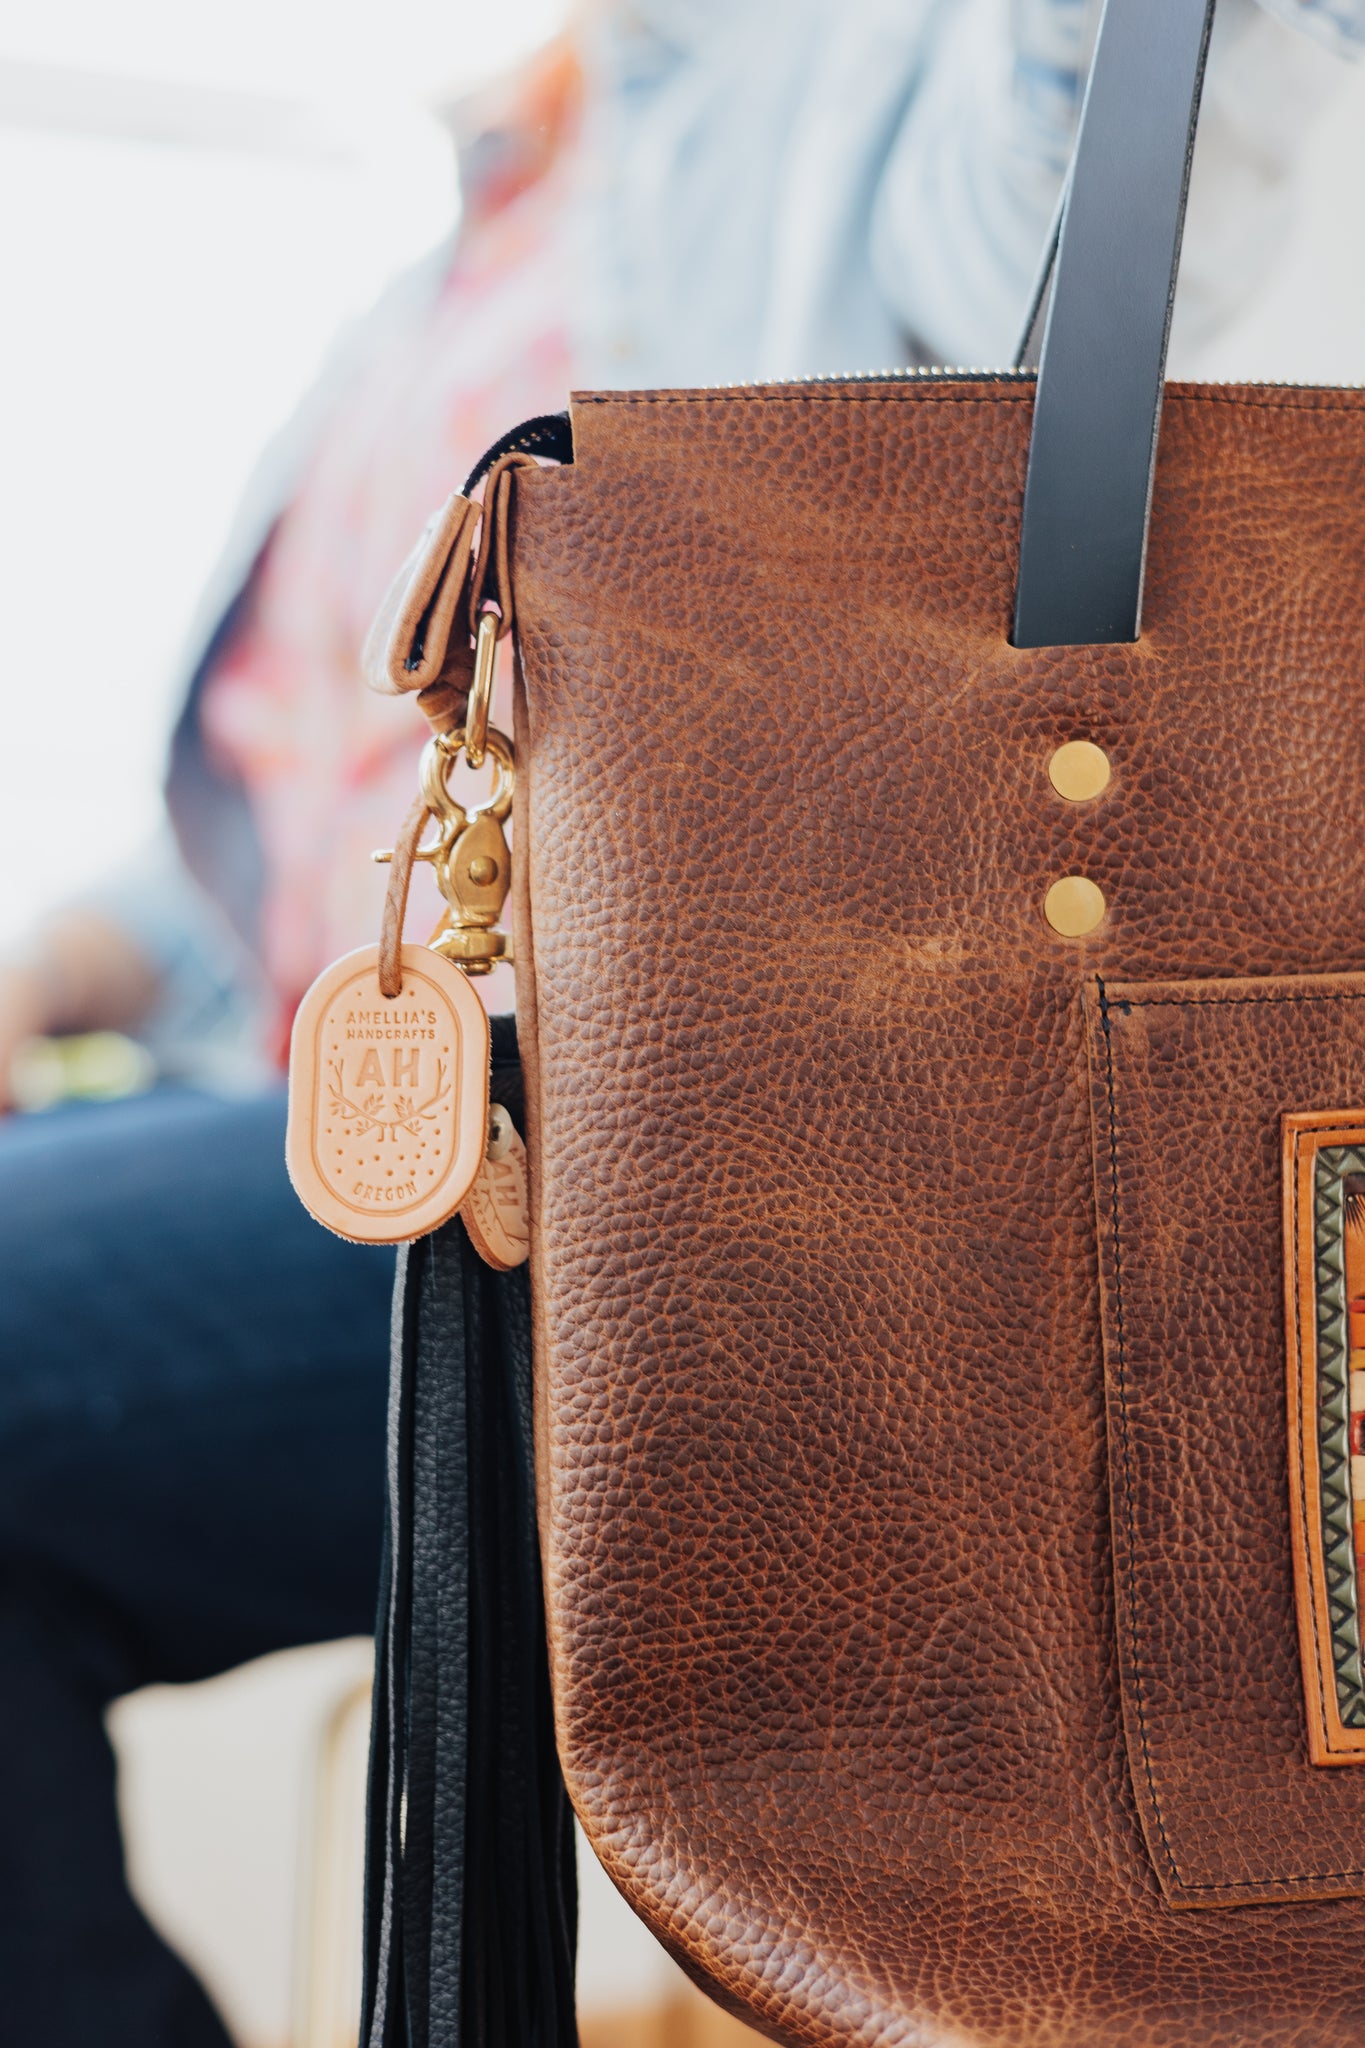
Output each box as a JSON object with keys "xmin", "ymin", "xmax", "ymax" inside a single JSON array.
[{"xmin": 373, "ymin": 724, "xmax": 515, "ymax": 974}]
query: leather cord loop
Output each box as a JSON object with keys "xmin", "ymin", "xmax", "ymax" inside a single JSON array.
[
  {"xmin": 1013, "ymin": 0, "xmax": 1217, "ymax": 648},
  {"xmin": 378, "ymin": 794, "xmax": 434, "ymax": 998}
]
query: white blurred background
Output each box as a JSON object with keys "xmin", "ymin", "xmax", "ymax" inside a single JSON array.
[
  {"xmin": 2, "ymin": 6, "xmax": 1364, "ymax": 2045},
  {"xmin": 0, "ymin": 0, "xmax": 555, "ymax": 950}
]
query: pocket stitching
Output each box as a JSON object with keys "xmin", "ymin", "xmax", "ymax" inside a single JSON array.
[
  {"xmin": 1095, "ymin": 975, "xmax": 1365, "ymax": 1894},
  {"xmin": 1111, "ymin": 992, "xmax": 1365, "ymax": 1011}
]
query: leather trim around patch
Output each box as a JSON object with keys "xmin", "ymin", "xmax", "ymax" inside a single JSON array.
[{"xmin": 1284, "ymin": 1111, "xmax": 1365, "ymax": 1766}]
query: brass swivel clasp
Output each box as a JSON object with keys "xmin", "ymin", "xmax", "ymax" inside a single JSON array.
[
  {"xmin": 373, "ymin": 615, "xmax": 515, "ymax": 975},
  {"xmin": 424, "ymin": 725, "xmax": 515, "ymax": 972}
]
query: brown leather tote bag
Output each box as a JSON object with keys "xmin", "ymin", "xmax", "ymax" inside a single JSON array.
[{"xmin": 364, "ymin": 0, "xmax": 1365, "ymax": 2040}]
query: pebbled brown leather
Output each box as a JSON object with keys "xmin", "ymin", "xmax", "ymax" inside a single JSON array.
[{"xmin": 507, "ymin": 379, "xmax": 1365, "ymax": 2046}]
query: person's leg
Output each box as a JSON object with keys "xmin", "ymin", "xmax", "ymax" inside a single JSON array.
[{"xmin": 0, "ymin": 1087, "xmax": 393, "ymax": 2046}]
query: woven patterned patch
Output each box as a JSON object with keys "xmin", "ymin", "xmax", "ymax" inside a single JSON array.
[{"xmin": 1285, "ymin": 1113, "xmax": 1365, "ymax": 1765}]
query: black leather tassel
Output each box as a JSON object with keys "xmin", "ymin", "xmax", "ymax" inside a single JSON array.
[{"xmin": 360, "ymin": 1030, "xmax": 577, "ymax": 2048}]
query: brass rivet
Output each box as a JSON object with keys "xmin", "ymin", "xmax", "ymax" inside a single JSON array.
[
  {"xmin": 1048, "ymin": 740, "xmax": 1111, "ymax": 803},
  {"xmin": 1044, "ymin": 875, "xmax": 1107, "ymax": 937},
  {"xmin": 467, "ymin": 855, "xmax": 498, "ymax": 886}
]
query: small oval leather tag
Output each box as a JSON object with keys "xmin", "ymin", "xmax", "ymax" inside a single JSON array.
[
  {"xmin": 461, "ymin": 1103, "xmax": 530, "ymax": 1271},
  {"xmin": 286, "ymin": 943, "xmax": 489, "ymax": 1245}
]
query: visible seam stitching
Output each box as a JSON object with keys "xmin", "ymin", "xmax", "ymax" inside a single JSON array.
[
  {"xmin": 1289, "ymin": 1140, "xmax": 1343, "ymax": 1755},
  {"xmin": 574, "ymin": 393, "xmax": 1027, "ymax": 407},
  {"xmin": 1115, "ymin": 992, "xmax": 1365, "ymax": 1011},
  {"xmin": 1099, "ymin": 979, "xmax": 1365, "ymax": 1890},
  {"xmin": 573, "ymin": 390, "xmax": 1364, "ymax": 414},
  {"xmin": 1097, "ymin": 974, "xmax": 1184, "ymax": 1892}
]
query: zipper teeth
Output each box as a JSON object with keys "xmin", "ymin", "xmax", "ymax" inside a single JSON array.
[
  {"xmin": 793, "ymin": 365, "xmax": 1027, "ymax": 382},
  {"xmin": 1197, "ymin": 376, "xmax": 1365, "ymax": 391},
  {"xmin": 698, "ymin": 365, "xmax": 1028, "ymax": 390},
  {"xmin": 695, "ymin": 365, "xmax": 1365, "ymax": 393}
]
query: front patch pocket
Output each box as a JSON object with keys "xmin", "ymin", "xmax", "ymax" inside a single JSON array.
[{"xmin": 1085, "ymin": 972, "xmax": 1365, "ymax": 1908}]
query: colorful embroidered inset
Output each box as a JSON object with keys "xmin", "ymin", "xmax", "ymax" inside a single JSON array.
[
  {"xmin": 1350, "ymin": 1178, "xmax": 1365, "ymax": 1600},
  {"xmin": 1284, "ymin": 1114, "xmax": 1365, "ymax": 1764}
]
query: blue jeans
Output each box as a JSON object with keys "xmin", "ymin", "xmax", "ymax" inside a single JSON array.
[{"xmin": 0, "ymin": 1087, "xmax": 394, "ymax": 2045}]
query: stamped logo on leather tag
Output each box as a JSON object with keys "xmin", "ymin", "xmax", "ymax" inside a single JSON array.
[
  {"xmin": 287, "ymin": 943, "xmax": 489, "ymax": 1245},
  {"xmin": 461, "ymin": 1102, "xmax": 530, "ymax": 1271},
  {"xmin": 1285, "ymin": 1111, "xmax": 1365, "ymax": 1764}
]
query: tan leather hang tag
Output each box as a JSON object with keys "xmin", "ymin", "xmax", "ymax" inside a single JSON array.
[
  {"xmin": 461, "ymin": 1103, "xmax": 530, "ymax": 1270},
  {"xmin": 286, "ymin": 943, "xmax": 489, "ymax": 1245}
]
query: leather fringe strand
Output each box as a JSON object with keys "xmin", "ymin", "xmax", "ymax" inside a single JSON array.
[{"xmin": 360, "ymin": 1033, "xmax": 577, "ymax": 2048}]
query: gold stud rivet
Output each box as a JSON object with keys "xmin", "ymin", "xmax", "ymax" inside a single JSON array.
[
  {"xmin": 1044, "ymin": 875, "xmax": 1107, "ymax": 937},
  {"xmin": 467, "ymin": 856, "xmax": 498, "ymax": 885},
  {"xmin": 1048, "ymin": 740, "xmax": 1111, "ymax": 803}
]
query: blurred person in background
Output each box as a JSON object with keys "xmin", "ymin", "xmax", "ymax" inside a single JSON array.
[{"xmin": 0, "ymin": 1, "xmax": 1359, "ymax": 2041}]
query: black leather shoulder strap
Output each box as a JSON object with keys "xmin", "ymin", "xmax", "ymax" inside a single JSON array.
[{"xmin": 1012, "ymin": 0, "xmax": 1217, "ymax": 649}]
